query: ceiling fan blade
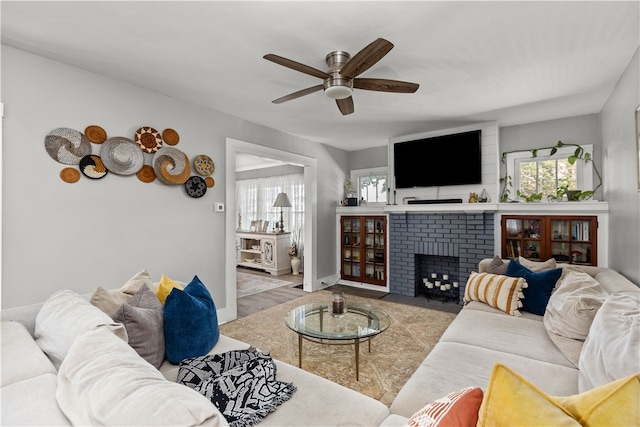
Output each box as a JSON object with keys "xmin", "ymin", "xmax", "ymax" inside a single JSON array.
[
  {"xmin": 336, "ymin": 97, "xmax": 354, "ymax": 115},
  {"xmin": 339, "ymin": 38, "xmax": 394, "ymax": 79},
  {"xmin": 353, "ymin": 78, "xmax": 419, "ymax": 93},
  {"xmin": 264, "ymin": 54, "xmax": 330, "ymax": 80},
  {"xmin": 272, "ymin": 85, "xmax": 324, "ymax": 104}
]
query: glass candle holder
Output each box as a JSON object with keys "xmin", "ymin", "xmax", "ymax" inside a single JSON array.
[{"xmin": 331, "ymin": 291, "xmax": 346, "ymax": 317}]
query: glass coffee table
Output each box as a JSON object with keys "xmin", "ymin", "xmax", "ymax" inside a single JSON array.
[{"xmin": 284, "ymin": 302, "xmax": 391, "ymax": 381}]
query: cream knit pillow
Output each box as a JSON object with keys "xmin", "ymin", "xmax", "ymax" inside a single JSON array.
[{"xmin": 464, "ymin": 272, "xmax": 527, "ymax": 316}]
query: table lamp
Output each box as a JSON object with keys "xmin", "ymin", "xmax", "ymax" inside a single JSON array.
[{"xmin": 273, "ymin": 192, "xmax": 292, "ymax": 233}]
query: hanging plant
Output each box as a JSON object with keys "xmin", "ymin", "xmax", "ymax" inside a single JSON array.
[{"xmin": 499, "ymin": 141, "xmax": 602, "ymax": 203}]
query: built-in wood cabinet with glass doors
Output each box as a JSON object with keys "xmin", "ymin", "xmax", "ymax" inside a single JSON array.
[
  {"xmin": 340, "ymin": 216, "xmax": 386, "ymax": 285},
  {"xmin": 502, "ymin": 215, "xmax": 597, "ymax": 266}
]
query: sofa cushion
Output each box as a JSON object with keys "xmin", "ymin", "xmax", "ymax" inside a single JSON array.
[
  {"xmin": 389, "ymin": 341, "xmax": 579, "ymax": 418},
  {"xmin": 164, "ymin": 276, "xmax": 220, "ymax": 364},
  {"xmin": 111, "ymin": 283, "xmax": 165, "ymax": 368},
  {"xmin": 440, "ymin": 306, "xmax": 575, "ymax": 368},
  {"xmin": 477, "ymin": 364, "xmax": 639, "ymax": 427},
  {"xmin": 506, "ymin": 259, "xmax": 562, "ymax": 315},
  {"xmin": 579, "ymin": 293, "xmax": 640, "ymax": 392},
  {"xmin": 1, "ymin": 321, "xmax": 56, "ymax": 387},
  {"xmin": 2, "ymin": 373, "xmax": 72, "ymax": 426},
  {"xmin": 405, "ymin": 386, "xmax": 483, "ymax": 427},
  {"xmin": 34, "ymin": 290, "xmax": 128, "ymax": 369},
  {"xmin": 90, "ymin": 269, "xmax": 153, "ymax": 315},
  {"xmin": 543, "ymin": 269, "xmax": 609, "ymax": 368},
  {"xmin": 56, "ymin": 327, "xmax": 227, "ymax": 426},
  {"xmin": 156, "ymin": 274, "xmax": 184, "ymax": 305},
  {"xmin": 463, "ymin": 272, "xmax": 526, "ymax": 316}
]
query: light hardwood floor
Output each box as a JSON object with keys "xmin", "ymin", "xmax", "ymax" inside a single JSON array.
[{"xmin": 236, "ymin": 268, "xmax": 461, "ymax": 318}]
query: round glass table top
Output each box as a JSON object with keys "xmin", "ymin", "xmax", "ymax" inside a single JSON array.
[{"xmin": 284, "ymin": 302, "xmax": 391, "ymax": 341}]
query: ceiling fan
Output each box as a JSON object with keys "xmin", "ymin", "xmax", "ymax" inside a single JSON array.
[{"xmin": 264, "ymin": 38, "xmax": 419, "ymax": 115}]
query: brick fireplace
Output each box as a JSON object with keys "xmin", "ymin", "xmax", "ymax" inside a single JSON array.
[{"xmin": 388, "ymin": 212, "xmax": 495, "ymax": 302}]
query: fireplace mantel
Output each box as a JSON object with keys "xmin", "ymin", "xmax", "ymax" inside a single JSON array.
[{"xmin": 337, "ymin": 201, "xmax": 608, "ymax": 215}]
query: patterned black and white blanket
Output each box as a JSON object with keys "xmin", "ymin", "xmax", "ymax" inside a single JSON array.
[{"xmin": 177, "ymin": 347, "xmax": 297, "ymax": 427}]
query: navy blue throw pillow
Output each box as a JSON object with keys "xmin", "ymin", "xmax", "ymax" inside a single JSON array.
[
  {"xmin": 506, "ymin": 259, "xmax": 562, "ymax": 315},
  {"xmin": 164, "ymin": 275, "xmax": 220, "ymax": 364}
]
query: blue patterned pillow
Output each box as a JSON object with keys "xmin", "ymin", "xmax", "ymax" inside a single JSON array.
[
  {"xmin": 164, "ymin": 276, "xmax": 220, "ymax": 364},
  {"xmin": 506, "ymin": 259, "xmax": 562, "ymax": 315}
]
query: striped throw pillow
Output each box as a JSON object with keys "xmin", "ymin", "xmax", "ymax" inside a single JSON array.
[
  {"xmin": 406, "ymin": 386, "xmax": 484, "ymax": 427},
  {"xmin": 464, "ymin": 272, "xmax": 527, "ymax": 316}
]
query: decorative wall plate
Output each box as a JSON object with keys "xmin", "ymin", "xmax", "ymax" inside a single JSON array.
[
  {"xmin": 194, "ymin": 154, "xmax": 215, "ymax": 176},
  {"xmin": 100, "ymin": 137, "xmax": 144, "ymax": 175},
  {"xmin": 45, "ymin": 128, "xmax": 92, "ymax": 165},
  {"xmin": 205, "ymin": 177, "xmax": 215, "ymax": 188},
  {"xmin": 152, "ymin": 147, "xmax": 191, "ymax": 185},
  {"xmin": 79, "ymin": 155, "xmax": 108, "ymax": 179},
  {"xmin": 136, "ymin": 165, "xmax": 156, "ymax": 183},
  {"xmin": 135, "ymin": 126, "xmax": 163, "ymax": 153},
  {"xmin": 84, "ymin": 125, "xmax": 107, "ymax": 144},
  {"xmin": 60, "ymin": 167, "xmax": 81, "ymax": 183},
  {"xmin": 185, "ymin": 176, "xmax": 207, "ymax": 198},
  {"xmin": 162, "ymin": 128, "xmax": 180, "ymax": 146}
]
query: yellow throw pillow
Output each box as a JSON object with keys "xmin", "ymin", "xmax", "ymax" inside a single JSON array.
[
  {"xmin": 155, "ymin": 274, "xmax": 184, "ymax": 305},
  {"xmin": 478, "ymin": 364, "xmax": 640, "ymax": 427},
  {"xmin": 463, "ymin": 272, "xmax": 527, "ymax": 316}
]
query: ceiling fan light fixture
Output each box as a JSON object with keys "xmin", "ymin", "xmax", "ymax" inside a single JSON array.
[
  {"xmin": 324, "ymin": 85, "xmax": 353, "ymax": 99},
  {"xmin": 324, "ymin": 73, "xmax": 353, "ymax": 99}
]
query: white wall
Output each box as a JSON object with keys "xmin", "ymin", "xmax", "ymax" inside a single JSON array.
[
  {"xmin": 500, "ymin": 114, "xmax": 603, "ymax": 200},
  {"xmin": 600, "ymin": 48, "xmax": 640, "ymax": 284},
  {"xmin": 1, "ymin": 45, "xmax": 348, "ymax": 310}
]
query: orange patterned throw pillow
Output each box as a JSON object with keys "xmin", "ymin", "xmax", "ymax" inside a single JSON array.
[
  {"xmin": 463, "ymin": 272, "xmax": 527, "ymax": 316},
  {"xmin": 406, "ymin": 386, "xmax": 484, "ymax": 427}
]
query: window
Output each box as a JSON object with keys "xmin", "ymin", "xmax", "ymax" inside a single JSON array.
[
  {"xmin": 505, "ymin": 145, "xmax": 593, "ymax": 200},
  {"xmin": 350, "ymin": 167, "xmax": 388, "ymax": 204}
]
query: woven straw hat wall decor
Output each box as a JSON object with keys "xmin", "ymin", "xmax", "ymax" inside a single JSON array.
[{"xmin": 45, "ymin": 124, "xmax": 215, "ymax": 197}]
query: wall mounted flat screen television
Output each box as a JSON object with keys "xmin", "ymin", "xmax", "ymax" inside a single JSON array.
[{"xmin": 394, "ymin": 130, "xmax": 482, "ymax": 188}]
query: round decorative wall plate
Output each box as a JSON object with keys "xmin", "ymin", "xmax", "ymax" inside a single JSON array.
[
  {"xmin": 152, "ymin": 147, "xmax": 191, "ymax": 185},
  {"xmin": 205, "ymin": 176, "xmax": 215, "ymax": 188},
  {"xmin": 136, "ymin": 165, "xmax": 156, "ymax": 183},
  {"xmin": 185, "ymin": 176, "xmax": 207, "ymax": 198},
  {"xmin": 100, "ymin": 137, "xmax": 144, "ymax": 175},
  {"xmin": 45, "ymin": 128, "xmax": 92, "ymax": 165},
  {"xmin": 162, "ymin": 128, "xmax": 180, "ymax": 146},
  {"xmin": 79, "ymin": 155, "xmax": 108, "ymax": 179},
  {"xmin": 194, "ymin": 154, "xmax": 215, "ymax": 176},
  {"xmin": 60, "ymin": 167, "xmax": 81, "ymax": 183},
  {"xmin": 84, "ymin": 125, "xmax": 107, "ymax": 144},
  {"xmin": 135, "ymin": 126, "xmax": 163, "ymax": 153}
]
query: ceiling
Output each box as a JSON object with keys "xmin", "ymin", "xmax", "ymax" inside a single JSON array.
[{"xmin": 2, "ymin": 1, "xmax": 638, "ymax": 152}]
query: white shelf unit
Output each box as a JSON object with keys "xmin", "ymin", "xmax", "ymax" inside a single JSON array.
[{"xmin": 236, "ymin": 231, "xmax": 292, "ymax": 275}]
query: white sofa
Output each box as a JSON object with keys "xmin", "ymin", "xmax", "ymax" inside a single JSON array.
[
  {"xmin": 2, "ymin": 260, "xmax": 639, "ymax": 426},
  {"xmin": 384, "ymin": 259, "xmax": 640, "ymax": 425}
]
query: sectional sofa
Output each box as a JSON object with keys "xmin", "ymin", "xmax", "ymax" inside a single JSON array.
[{"xmin": 2, "ymin": 259, "xmax": 638, "ymax": 426}]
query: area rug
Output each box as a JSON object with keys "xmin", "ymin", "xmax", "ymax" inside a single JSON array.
[
  {"xmin": 219, "ymin": 290, "xmax": 458, "ymax": 406},
  {"xmin": 236, "ymin": 271, "xmax": 295, "ymax": 298}
]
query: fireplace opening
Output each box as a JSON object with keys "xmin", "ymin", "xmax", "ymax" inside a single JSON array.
[{"xmin": 415, "ymin": 255, "xmax": 461, "ymax": 302}]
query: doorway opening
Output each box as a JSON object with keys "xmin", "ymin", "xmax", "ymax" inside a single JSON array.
[{"xmin": 224, "ymin": 138, "xmax": 317, "ymax": 322}]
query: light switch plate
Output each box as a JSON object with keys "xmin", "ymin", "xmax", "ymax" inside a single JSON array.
[{"xmin": 214, "ymin": 202, "xmax": 225, "ymax": 212}]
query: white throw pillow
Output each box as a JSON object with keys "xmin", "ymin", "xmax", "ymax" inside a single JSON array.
[
  {"xmin": 578, "ymin": 293, "xmax": 640, "ymax": 392},
  {"xmin": 543, "ymin": 269, "xmax": 609, "ymax": 368},
  {"xmin": 56, "ymin": 328, "xmax": 227, "ymax": 426},
  {"xmin": 518, "ymin": 256, "xmax": 557, "ymax": 272},
  {"xmin": 544, "ymin": 270, "xmax": 608, "ymax": 340},
  {"xmin": 35, "ymin": 290, "xmax": 128, "ymax": 369}
]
